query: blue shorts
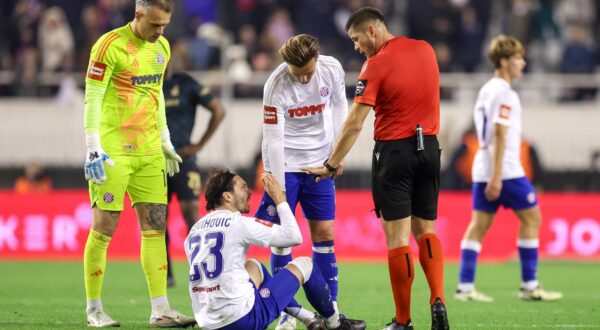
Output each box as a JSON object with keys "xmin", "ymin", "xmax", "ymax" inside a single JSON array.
[
  {"xmin": 472, "ymin": 177, "xmax": 538, "ymax": 212},
  {"xmin": 255, "ymin": 172, "xmax": 335, "ymax": 223},
  {"xmin": 220, "ymin": 269, "xmax": 299, "ymax": 330}
]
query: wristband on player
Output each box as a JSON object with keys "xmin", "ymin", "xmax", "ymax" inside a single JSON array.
[{"xmin": 323, "ymin": 159, "xmax": 337, "ymax": 173}]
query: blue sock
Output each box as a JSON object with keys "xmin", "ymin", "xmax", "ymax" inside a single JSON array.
[
  {"xmin": 303, "ymin": 262, "xmax": 335, "ymax": 318},
  {"xmin": 458, "ymin": 240, "xmax": 481, "ymax": 288},
  {"xmin": 270, "ymin": 247, "xmax": 292, "ymax": 274},
  {"xmin": 313, "ymin": 241, "xmax": 338, "ymax": 302},
  {"xmin": 518, "ymin": 239, "xmax": 539, "ymax": 284},
  {"xmin": 270, "ymin": 248, "xmax": 301, "ymax": 310}
]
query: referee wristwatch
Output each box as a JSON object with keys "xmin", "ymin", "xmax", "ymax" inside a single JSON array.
[{"xmin": 323, "ymin": 159, "xmax": 337, "ymax": 173}]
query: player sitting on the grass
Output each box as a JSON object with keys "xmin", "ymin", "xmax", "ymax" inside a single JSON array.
[
  {"xmin": 455, "ymin": 35, "xmax": 562, "ymax": 303},
  {"xmin": 185, "ymin": 170, "xmax": 366, "ymax": 330}
]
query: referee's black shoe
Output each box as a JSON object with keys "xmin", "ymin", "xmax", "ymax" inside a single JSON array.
[
  {"xmin": 431, "ymin": 297, "xmax": 450, "ymax": 330},
  {"xmin": 383, "ymin": 318, "xmax": 413, "ymax": 330}
]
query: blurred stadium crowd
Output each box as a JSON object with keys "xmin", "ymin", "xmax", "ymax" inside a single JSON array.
[
  {"xmin": 1, "ymin": 0, "xmax": 599, "ymax": 192},
  {"xmin": 1, "ymin": 0, "xmax": 599, "ymax": 99}
]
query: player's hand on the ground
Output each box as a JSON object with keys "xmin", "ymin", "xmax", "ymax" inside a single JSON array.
[
  {"xmin": 261, "ymin": 173, "xmax": 286, "ymax": 204},
  {"xmin": 485, "ymin": 178, "xmax": 502, "ymax": 201},
  {"xmin": 332, "ymin": 159, "xmax": 345, "ymax": 179},
  {"xmin": 162, "ymin": 142, "xmax": 183, "ymax": 176},
  {"xmin": 85, "ymin": 146, "xmax": 115, "ymax": 185},
  {"xmin": 300, "ymin": 166, "xmax": 333, "ymax": 182}
]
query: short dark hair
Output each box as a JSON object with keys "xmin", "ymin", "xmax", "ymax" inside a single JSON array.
[
  {"xmin": 345, "ymin": 7, "xmax": 386, "ymax": 31},
  {"xmin": 204, "ymin": 168, "xmax": 237, "ymax": 210},
  {"xmin": 279, "ymin": 34, "xmax": 320, "ymax": 67},
  {"xmin": 136, "ymin": 0, "xmax": 174, "ymax": 13}
]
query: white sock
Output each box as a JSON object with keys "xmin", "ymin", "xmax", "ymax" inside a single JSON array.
[
  {"xmin": 325, "ymin": 313, "xmax": 340, "ymax": 329},
  {"xmin": 151, "ymin": 296, "xmax": 169, "ymax": 315},
  {"xmin": 287, "ymin": 307, "xmax": 316, "ymax": 322},
  {"xmin": 332, "ymin": 301, "xmax": 339, "ymax": 314},
  {"xmin": 86, "ymin": 299, "xmax": 102, "ymax": 312},
  {"xmin": 457, "ymin": 283, "xmax": 475, "ymax": 292},
  {"xmin": 522, "ymin": 280, "xmax": 540, "ymax": 291}
]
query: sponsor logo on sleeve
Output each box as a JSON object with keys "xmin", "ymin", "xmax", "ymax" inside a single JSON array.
[
  {"xmin": 263, "ymin": 106, "xmax": 278, "ymax": 124},
  {"xmin": 87, "ymin": 61, "xmax": 107, "ymax": 81},
  {"xmin": 255, "ymin": 218, "xmax": 274, "ymax": 227},
  {"xmin": 499, "ymin": 104, "xmax": 512, "ymax": 119},
  {"xmin": 355, "ymin": 79, "xmax": 367, "ymax": 97}
]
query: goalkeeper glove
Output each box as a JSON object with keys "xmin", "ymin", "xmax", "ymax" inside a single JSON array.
[
  {"xmin": 84, "ymin": 133, "xmax": 114, "ymax": 184},
  {"xmin": 160, "ymin": 129, "xmax": 183, "ymax": 176}
]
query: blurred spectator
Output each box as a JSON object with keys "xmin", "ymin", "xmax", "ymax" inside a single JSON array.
[
  {"xmin": 456, "ymin": 6, "xmax": 485, "ymax": 72},
  {"xmin": 75, "ymin": 4, "xmax": 103, "ymax": 71},
  {"xmin": 264, "ymin": 8, "xmax": 295, "ymax": 51},
  {"xmin": 434, "ymin": 42, "xmax": 454, "ymax": 99},
  {"xmin": 95, "ymin": 0, "xmax": 132, "ymax": 32},
  {"xmin": 560, "ymin": 25, "xmax": 598, "ymax": 101},
  {"xmin": 38, "ymin": 6, "xmax": 74, "ymax": 72},
  {"xmin": 183, "ymin": 0, "xmax": 217, "ymax": 36},
  {"xmin": 13, "ymin": 47, "xmax": 39, "ymax": 96},
  {"xmin": 588, "ymin": 150, "xmax": 600, "ymax": 190},
  {"xmin": 554, "ymin": 0, "xmax": 596, "ymax": 33},
  {"xmin": 14, "ymin": 162, "xmax": 53, "ymax": 194},
  {"xmin": 506, "ymin": 0, "xmax": 536, "ymax": 46}
]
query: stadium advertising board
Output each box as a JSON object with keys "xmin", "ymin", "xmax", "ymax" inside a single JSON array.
[{"xmin": 0, "ymin": 191, "xmax": 598, "ymax": 261}]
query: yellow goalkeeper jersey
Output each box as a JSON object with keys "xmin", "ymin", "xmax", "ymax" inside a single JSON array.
[{"xmin": 85, "ymin": 23, "xmax": 170, "ymax": 156}]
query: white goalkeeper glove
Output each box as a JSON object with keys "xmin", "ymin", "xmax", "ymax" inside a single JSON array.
[
  {"xmin": 84, "ymin": 133, "xmax": 115, "ymax": 184},
  {"xmin": 161, "ymin": 129, "xmax": 183, "ymax": 177}
]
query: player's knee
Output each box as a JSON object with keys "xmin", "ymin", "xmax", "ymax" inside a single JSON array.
[
  {"xmin": 287, "ymin": 256, "xmax": 313, "ymax": 284},
  {"xmin": 310, "ymin": 221, "xmax": 335, "ymax": 241}
]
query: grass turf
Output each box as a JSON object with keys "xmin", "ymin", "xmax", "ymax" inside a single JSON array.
[{"xmin": 0, "ymin": 261, "xmax": 598, "ymax": 329}]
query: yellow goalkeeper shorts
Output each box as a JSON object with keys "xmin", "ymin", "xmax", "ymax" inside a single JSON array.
[{"xmin": 89, "ymin": 154, "xmax": 167, "ymax": 211}]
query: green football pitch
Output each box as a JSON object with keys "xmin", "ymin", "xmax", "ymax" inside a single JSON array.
[{"xmin": 0, "ymin": 261, "xmax": 598, "ymax": 329}]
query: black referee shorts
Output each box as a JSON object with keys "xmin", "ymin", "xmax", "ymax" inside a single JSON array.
[{"xmin": 371, "ymin": 135, "xmax": 440, "ymax": 221}]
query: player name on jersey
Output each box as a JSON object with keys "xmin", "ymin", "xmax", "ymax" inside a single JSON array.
[{"xmin": 198, "ymin": 217, "xmax": 231, "ymax": 229}]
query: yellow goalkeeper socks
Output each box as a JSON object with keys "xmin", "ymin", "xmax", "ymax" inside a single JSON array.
[
  {"xmin": 84, "ymin": 229, "xmax": 111, "ymax": 300},
  {"xmin": 141, "ymin": 230, "xmax": 168, "ymax": 298}
]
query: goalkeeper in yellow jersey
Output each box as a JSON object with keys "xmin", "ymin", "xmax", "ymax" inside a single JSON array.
[{"xmin": 82, "ymin": 0, "xmax": 194, "ymax": 327}]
